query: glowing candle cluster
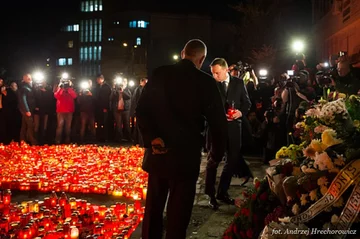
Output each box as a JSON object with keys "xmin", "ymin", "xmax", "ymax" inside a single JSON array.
[
  {"xmin": 0, "ymin": 143, "xmax": 148, "ymax": 200},
  {"xmin": 0, "ymin": 190, "xmax": 144, "ymax": 238}
]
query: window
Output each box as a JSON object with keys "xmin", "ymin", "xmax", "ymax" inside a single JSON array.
[
  {"xmin": 99, "ymin": 0, "xmax": 103, "ymax": 11},
  {"xmin": 94, "ymin": 19, "xmax": 98, "ymax": 42},
  {"xmin": 67, "ymin": 58, "xmax": 73, "ymax": 65},
  {"xmin": 136, "ymin": 37, "xmax": 141, "ymax": 45},
  {"xmin": 81, "ymin": 1, "xmax": 85, "ymax": 12},
  {"xmin": 80, "ymin": 47, "xmax": 84, "ymax": 61},
  {"xmin": 84, "ymin": 47, "xmax": 88, "ymax": 61},
  {"xmin": 73, "ymin": 24, "xmax": 79, "ymax": 31},
  {"xmin": 85, "ymin": 20, "xmax": 89, "ymax": 42},
  {"xmin": 90, "ymin": 19, "xmax": 93, "ymax": 42},
  {"xmin": 68, "ymin": 40, "xmax": 74, "ymax": 48},
  {"xmin": 80, "ymin": 20, "xmax": 84, "ymax": 42},
  {"xmin": 85, "ymin": 1, "xmax": 89, "ymax": 12},
  {"xmin": 129, "ymin": 20, "xmax": 149, "ymax": 28},
  {"xmin": 58, "ymin": 58, "xmax": 66, "ymax": 66},
  {"xmin": 94, "ymin": 46, "xmax": 98, "ymax": 61},
  {"xmin": 94, "ymin": 0, "xmax": 98, "ymax": 11},
  {"xmin": 108, "ymin": 37, "xmax": 114, "ymax": 41},
  {"xmin": 99, "ymin": 19, "xmax": 102, "ymax": 42},
  {"xmin": 90, "ymin": 0, "xmax": 94, "ymax": 11},
  {"xmin": 98, "ymin": 46, "xmax": 102, "ymax": 60}
]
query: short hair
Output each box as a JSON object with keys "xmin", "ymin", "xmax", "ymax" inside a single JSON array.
[
  {"xmin": 210, "ymin": 58, "xmax": 228, "ymax": 69},
  {"xmin": 97, "ymin": 74, "xmax": 104, "ymax": 79},
  {"xmin": 183, "ymin": 39, "xmax": 207, "ymax": 57},
  {"xmin": 140, "ymin": 78, "xmax": 147, "ymax": 82}
]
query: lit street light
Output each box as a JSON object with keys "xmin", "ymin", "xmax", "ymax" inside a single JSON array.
[
  {"xmin": 123, "ymin": 43, "xmax": 128, "ymax": 47},
  {"xmin": 62, "ymin": 72, "xmax": 69, "ymax": 79},
  {"xmin": 129, "ymin": 80, "xmax": 135, "ymax": 87},
  {"xmin": 259, "ymin": 69, "xmax": 268, "ymax": 77},
  {"xmin": 173, "ymin": 54, "xmax": 179, "ymax": 60},
  {"xmin": 33, "ymin": 71, "xmax": 44, "ymax": 83},
  {"xmin": 292, "ymin": 40, "xmax": 305, "ymax": 53}
]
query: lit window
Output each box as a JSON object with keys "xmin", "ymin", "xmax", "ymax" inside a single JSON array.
[
  {"xmin": 84, "ymin": 47, "xmax": 88, "ymax": 61},
  {"xmin": 85, "ymin": 20, "xmax": 89, "ymax": 42},
  {"xmin": 58, "ymin": 58, "xmax": 66, "ymax": 66},
  {"xmin": 99, "ymin": 0, "xmax": 103, "ymax": 11},
  {"xmin": 81, "ymin": 1, "xmax": 85, "ymax": 12},
  {"xmin": 94, "ymin": 46, "xmax": 98, "ymax": 61},
  {"xmin": 136, "ymin": 37, "xmax": 141, "ymax": 45},
  {"xmin": 85, "ymin": 1, "xmax": 89, "ymax": 12},
  {"xmin": 94, "ymin": 0, "xmax": 98, "ymax": 11},
  {"xmin": 80, "ymin": 20, "xmax": 84, "ymax": 42},
  {"xmin": 94, "ymin": 19, "xmax": 98, "ymax": 42},
  {"xmin": 89, "ymin": 47, "xmax": 92, "ymax": 60},
  {"xmin": 68, "ymin": 58, "xmax": 73, "ymax": 65},
  {"xmin": 99, "ymin": 46, "xmax": 102, "ymax": 60},
  {"xmin": 68, "ymin": 40, "xmax": 74, "ymax": 48},
  {"xmin": 99, "ymin": 19, "xmax": 102, "ymax": 42},
  {"xmin": 90, "ymin": 19, "xmax": 93, "ymax": 42},
  {"xmin": 73, "ymin": 24, "xmax": 79, "ymax": 31},
  {"xmin": 80, "ymin": 47, "xmax": 84, "ymax": 61},
  {"xmin": 108, "ymin": 37, "xmax": 114, "ymax": 41},
  {"xmin": 90, "ymin": 0, "xmax": 94, "ymax": 11}
]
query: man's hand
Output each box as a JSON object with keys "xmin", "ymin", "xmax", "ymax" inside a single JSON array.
[
  {"xmin": 227, "ymin": 110, "xmax": 242, "ymax": 121},
  {"xmin": 25, "ymin": 112, "xmax": 31, "ymax": 117},
  {"xmin": 151, "ymin": 137, "xmax": 168, "ymax": 155}
]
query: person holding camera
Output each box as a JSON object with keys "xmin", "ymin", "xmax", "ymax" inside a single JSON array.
[
  {"xmin": 54, "ymin": 78, "xmax": 77, "ymax": 144},
  {"xmin": 77, "ymin": 86, "xmax": 95, "ymax": 143},
  {"xmin": 111, "ymin": 78, "xmax": 132, "ymax": 142},
  {"xmin": 18, "ymin": 74, "xmax": 38, "ymax": 145}
]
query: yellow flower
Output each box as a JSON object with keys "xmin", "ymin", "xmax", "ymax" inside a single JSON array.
[
  {"xmin": 331, "ymin": 214, "xmax": 339, "ymax": 224},
  {"xmin": 309, "ymin": 189, "xmax": 318, "ymax": 201},
  {"xmin": 276, "ymin": 146, "xmax": 288, "ymax": 159},
  {"xmin": 303, "ymin": 146, "xmax": 316, "ymax": 158},
  {"xmin": 310, "ymin": 139, "xmax": 327, "ymax": 152},
  {"xmin": 300, "ymin": 194, "xmax": 308, "ymax": 206},
  {"xmin": 333, "ymin": 197, "xmax": 344, "ymax": 208},
  {"xmin": 338, "ymin": 93, "xmax": 346, "ymax": 99},
  {"xmin": 320, "ymin": 186, "xmax": 328, "ymax": 196},
  {"xmin": 322, "ymin": 129, "xmax": 343, "ymax": 147}
]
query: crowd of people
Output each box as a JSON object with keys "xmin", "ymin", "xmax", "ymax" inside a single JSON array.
[{"xmin": 0, "ymin": 74, "xmax": 148, "ymax": 146}]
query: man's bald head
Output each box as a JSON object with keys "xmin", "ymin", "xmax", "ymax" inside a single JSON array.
[{"xmin": 181, "ymin": 39, "xmax": 207, "ymax": 69}]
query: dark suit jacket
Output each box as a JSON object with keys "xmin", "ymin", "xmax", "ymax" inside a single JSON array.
[
  {"xmin": 136, "ymin": 59, "xmax": 228, "ymax": 178},
  {"xmin": 217, "ymin": 75, "xmax": 252, "ymax": 156}
]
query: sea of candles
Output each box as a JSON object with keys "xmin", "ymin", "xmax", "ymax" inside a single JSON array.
[
  {"xmin": 0, "ymin": 143, "xmax": 148, "ymax": 200},
  {"xmin": 0, "ymin": 190, "xmax": 144, "ymax": 238}
]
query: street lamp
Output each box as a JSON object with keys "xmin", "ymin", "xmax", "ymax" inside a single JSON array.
[
  {"xmin": 173, "ymin": 54, "xmax": 179, "ymax": 60},
  {"xmin": 123, "ymin": 43, "xmax": 128, "ymax": 47},
  {"xmin": 292, "ymin": 40, "xmax": 305, "ymax": 53}
]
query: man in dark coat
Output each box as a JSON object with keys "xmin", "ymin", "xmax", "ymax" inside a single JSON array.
[
  {"xmin": 205, "ymin": 58, "xmax": 252, "ymax": 209},
  {"xmin": 136, "ymin": 39, "xmax": 227, "ymax": 239}
]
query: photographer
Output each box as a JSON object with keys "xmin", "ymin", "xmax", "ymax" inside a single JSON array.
[
  {"xmin": 110, "ymin": 78, "xmax": 132, "ymax": 142},
  {"xmin": 333, "ymin": 59, "xmax": 360, "ymax": 95},
  {"xmin": 77, "ymin": 83, "xmax": 95, "ymax": 143},
  {"xmin": 54, "ymin": 77, "xmax": 77, "ymax": 144}
]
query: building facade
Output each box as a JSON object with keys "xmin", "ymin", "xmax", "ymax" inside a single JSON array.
[
  {"xmin": 312, "ymin": 0, "xmax": 360, "ymax": 63},
  {"xmin": 53, "ymin": 0, "xmax": 236, "ymax": 82}
]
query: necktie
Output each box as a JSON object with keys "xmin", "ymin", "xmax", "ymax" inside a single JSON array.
[{"xmin": 222, "ymin": 81, "xmax": 227, "ymax": 94}]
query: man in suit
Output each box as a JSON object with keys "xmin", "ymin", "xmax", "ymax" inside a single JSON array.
[
  {"xmin": 205, "ymin": 58, "xmax": 252, "ymax": 209},
  {"xmin": 136, "ymin": 39, "xmax": 227, "ymax": 239}
]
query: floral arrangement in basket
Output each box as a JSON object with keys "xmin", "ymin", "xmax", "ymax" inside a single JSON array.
[{"xmin": 223, "ymin": 96, "xmax": 360, "ymax": 239}]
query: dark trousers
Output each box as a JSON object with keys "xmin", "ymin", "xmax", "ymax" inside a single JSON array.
[
  {"xmin": 34, "ymin": 114, "xmax": 48, "ymax": 143},
  {"xmin": 80, "ymin": 112, "xmax": 95, "ymax": 141},
  {"xmin": 0, "ymin": 109, "xmax": 6, "ymax": 143},
  {"xmin": 113, "ymin": 110, "xmax": 131, "ymax": 141},
  {"xmin": 205, "ymin": 120, "xmax": 252, "ymax": 197},
  {"xmin": 133, "ymin": 123, "xmax": 144, "ymax": 146},
  {"xmin": 55, "ymin": 112, "xmax": 73, "ymax": 144},
  {"xmin": 95, "ymin": 110, "xmax": 108, "ymax": 141},
  {"xmin": 142, "ymin": 173, "xmax": 198, "ymax": 239},
  {"xmin": 20, "ymin": 114, "xmax": 37, "ymax": 145}
]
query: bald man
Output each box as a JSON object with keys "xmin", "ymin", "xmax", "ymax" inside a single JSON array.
[{"xmin": 136, "ymin": 39, "xmax": 227, "ymax": 239}]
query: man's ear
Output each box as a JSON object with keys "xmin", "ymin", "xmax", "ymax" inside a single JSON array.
[{"xmin": 181, "ymin": 50, "xmax": 185, "ymax": 59}]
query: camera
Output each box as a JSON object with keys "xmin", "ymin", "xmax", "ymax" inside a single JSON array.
[
  {"xmin": 316, "ymin": 71, "xmax": 332, "ymax": 87},
  {"xmin": 60, "ymin": 79, "xmax": 71, "ymax": 88}
]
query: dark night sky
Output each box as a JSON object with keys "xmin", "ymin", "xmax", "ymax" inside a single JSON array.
[{"xmin": 0, "ymin": 0, "xmax": 311, "ymax": 79}]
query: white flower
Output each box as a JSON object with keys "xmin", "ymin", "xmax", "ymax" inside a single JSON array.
[
  {"xmin": 314, "ymin": 125, "xmax": 328, "ymax": 134},
  {"xmin": 292, "ymin": 203, "xmax": 300, "ymax": 215},
  {"xmin": 309, "ymin": 189, "xmax": 318, "ymax": 201},
  {"xmin": 317, "ymin": 177, "xmax": 328, "ymax": 187},
  {"xmin": 305, "ymin": 108, "xmax": 321, "ymax": 117},
  {"xmin": 331, "ymin": 214, "xmax": 339, "ymax": 224},
  {"xmin": 300, "ymin": 194, "xmax": 308, "ymax": 206},
  {"xmin": 314, "ymin": 152, "xmax": 335, "ymax": 171}
]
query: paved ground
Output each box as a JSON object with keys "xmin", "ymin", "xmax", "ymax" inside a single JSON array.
[{"xmin": 10, "ymin": 153, "xmax": 267, "ymax": 239}]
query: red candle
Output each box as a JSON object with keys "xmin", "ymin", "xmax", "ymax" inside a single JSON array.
[{"xmin": 2, "ymin": 189, "xmax": 11, "ymax": 205}]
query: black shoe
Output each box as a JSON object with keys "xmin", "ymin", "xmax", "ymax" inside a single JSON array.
[
  {"xmin": 216, "ymin": 194, "xmax": 235, "ymax": 205},
  {"xmin": 208, "ymin": 196, "xmax": 219, "ymax": 210}
]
